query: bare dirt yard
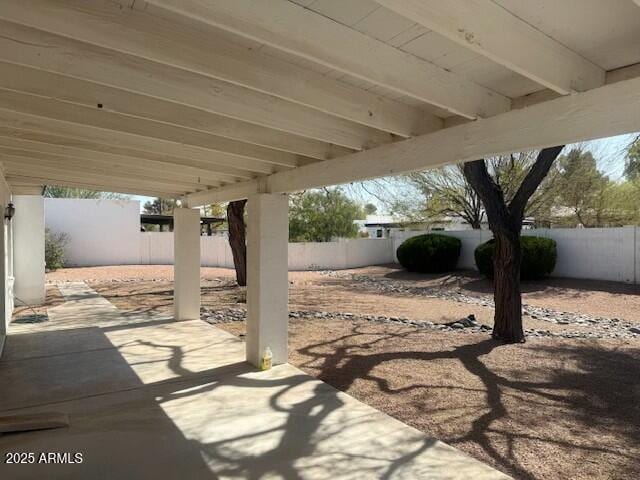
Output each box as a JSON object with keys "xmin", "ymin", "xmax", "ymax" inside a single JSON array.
[{"xmin": 38, "ymin": 264, "xmax": 640, "ymax": 480}]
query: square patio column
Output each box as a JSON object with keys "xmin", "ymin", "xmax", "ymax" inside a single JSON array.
[
  {"xmin": 174, "ymin": 207, "xmax": 201, "ymax": 320},
  {"xmin": 0, "ymin": 215, "xmax": 8, "ymax": 352},
  {"xmin": 13, "ymin": 195, "xmax": 45, "ymax": 306},
  {"xmin": 246, "ymin": 193, "xmax": 288, "ymax": 367}
]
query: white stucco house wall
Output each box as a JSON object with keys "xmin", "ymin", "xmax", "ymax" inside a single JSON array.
[{"xmin": 45, "ymin": 198, "xmax": 141, "ymax": 267}]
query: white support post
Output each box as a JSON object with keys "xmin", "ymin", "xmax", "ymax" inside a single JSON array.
[
  {"xmin": 173, "ymin": 207, "xmax": 201, "ymax": 320},
  {"xmin": 13, "ymin": 195, "xmax": 45, "ymax": 306},
  {"xmin": 0, "ymin": 216, "xmax": 7, "ymax": 354},
  {"xmin": 246, "ymin": 193, "xmax": 288, "ymax": 367}
]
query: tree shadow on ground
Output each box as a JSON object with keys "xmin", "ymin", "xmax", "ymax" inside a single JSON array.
[
  {"xmin": 94, "ymin": 281, "xmax": 244, "ymax": 316},
  {"xmin": 293, "ymin": 324, "xmax": 640, "ymax": 480}
]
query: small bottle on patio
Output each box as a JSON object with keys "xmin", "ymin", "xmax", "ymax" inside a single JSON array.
[{"xmin": 261, "ymin": 347, "xmax": 273, "ymax": 371}]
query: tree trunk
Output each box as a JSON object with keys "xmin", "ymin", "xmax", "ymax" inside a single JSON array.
[
  {"xmin": 463, "ymin": 145, "xmax": 564, "ymax": 344},
  {"xmin": 227, "ymin": 200, "xmax": 247, "ymax": 287},
  {"xmin": 492, "ymin": 231, "xmax": 524, "ymax": 342}
]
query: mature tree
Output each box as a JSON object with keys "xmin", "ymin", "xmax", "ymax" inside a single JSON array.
[
  {"xmin": 227, "ymin": 200, "xmax": 247, "ymax": 286},
  {"xmin": 289, "ymin": 188, "xmax": 362, "ymax": 242},
  {"xmin": 624, "ymin": 136, "xmax": 640, "ymax": 180},
  {"xmin": 42, "ymin": 186, "xmax": 127, "ymax": 199},
  {"xmin": 394, "ymin": 152, "xmax": 559, "ymax": 229},
  {"xmin": 401, "ymin": 165, "xmax": 484, "ymax": 228},
  {"xmin": 603, "ymin": 181, "xmax": 640, "ymax": 225},
  {"xmin": 203, "ymin": 203, "xmax": 226, "ymax": 217},
  {"xmin": 363, "ymin": 203, "xmax": 378, "ymax": 215},
  {"xmin": 143, "ymin": 197, "xmax": 177, "ymax": 215},
  {"xmin": 554, "ymin": 149, "xmax": 610, "ymax": 227},
  {"xmin": 463, "ymin": 146, "xmax": 564, "ymax": 343}
]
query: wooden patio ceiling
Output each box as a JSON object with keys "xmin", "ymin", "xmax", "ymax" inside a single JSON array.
[{"xmin": 0, "ymin": 0, "xmax": 639, "ymax": 204}]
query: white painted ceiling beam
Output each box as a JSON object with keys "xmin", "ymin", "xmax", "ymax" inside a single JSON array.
[
  {"xmin": 7, "ymin": 176, "xmax": 180, "ymax": 198},
  {"xmin": 0, "ymin": 137, "xmax": 233, "ymax": 186},
  {"xmin": 0, "ymin": 20, "xmax": 391, "ymax": 150},
  {"xmin": 0, "ymin": 0, "xmax": 441, "ymax": 138},
  {"xmin": 0, "ymin": 147, "xmax": 225, "ymax": 187},
  {"xmin": 0, "ymin": 63, "xmax": 352, "ymax": 161},
  {"xmin": 3, "ymin": 166, "xmax": 192, "ymax": 197},
  {"xmin": 143, "ymin": 0, "xmax": 511, "ymax": 119},
  {"xmin": 375, "ymin": 0, "xmax": 605, "ymax": 95},
  {"xmin": 0, "ymin": 21, "xmax": 351, "ymax": 161},
  {"xmin": 186, "ymin": 180, "xmax": 261, "ymax": 207},
  {"xmin": 0, "ymin": 104, "xmax": 281, "ymax": 177},
  {"xmin": 187, "ymin": 75, "xmax": 640, "ymax": 205},
  {"xmin": 0, "ymin": 127, "xmax": 251, "ymax": 183},
  {"xmin": 2, "ymin": 158, "xmax": 209, "ymax": 192},
  {"xmin": 0, "ymin": 71, "xmax": 309, "ymax": 170}
]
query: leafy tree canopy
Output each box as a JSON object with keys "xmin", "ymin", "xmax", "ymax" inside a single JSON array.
[
  {"xmin": 43, "ymin": 186, "xmax": 127, "ymax": 200},
  {"xmin": 392, "ymin": 152, "xmax": 558, "ymax": 229},
  {"xmin": 289, "ymin": 188, "xmax": 363, "ymax": 242},
  {"xmin": 553, "ymin": 148, "xmax": 630, "ymax": 227},
  {"xmin": 624, "ymin": 136, "xmax": 640, "ymax": 180},
  {"xmin": 143, "ymin": 197, "xmax": 177, "ymax": 215},
  {"xmin": 363, "ymin": 203, "xmax": 377, "ymax": 215}
]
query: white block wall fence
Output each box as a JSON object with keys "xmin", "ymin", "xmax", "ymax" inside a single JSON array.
[
  {"xmin": 45, "ymin": 198, "xmax": 140, "ymax": 266},
  {"xmin": 138, "ymin": 233, "xmax": 395, "ymax": 271},
  {"xmin": 44, "ymin": 199, "xmax": 639, "ymax": 284}
]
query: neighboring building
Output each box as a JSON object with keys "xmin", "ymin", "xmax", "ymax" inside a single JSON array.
[
  {"xmin": 356, "ymin": 213, "xmax": 541, "ymax": 237},
  {"xmin": 356, "ymin": 214, "xmax": 480, "ymax": 238}
]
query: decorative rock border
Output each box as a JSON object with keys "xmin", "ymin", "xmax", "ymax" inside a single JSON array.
[
  {"xmin": 202, "ymin": 306, "xmax": 640, "ymax": 340},
  {"xmin": 318, "ymin": 271, "xmax": 640, "ymax": 339}
]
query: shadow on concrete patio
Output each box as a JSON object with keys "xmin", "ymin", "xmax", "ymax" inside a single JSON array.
[{"xmin": 0, "ymin": 283, "xmax": 507, "ymax": 479}]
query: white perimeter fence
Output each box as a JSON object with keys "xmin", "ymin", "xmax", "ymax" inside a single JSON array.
[
  {"xmin": 138, "ymin": 233, "xmax": 395, "ymax": 271},
  {"xmin": 45, "ymin": 198, "xmax": 640, "ymax": 284},
  {"xmin": 105, "ymin": 228, "xmax": 640, "ymax": 284}
]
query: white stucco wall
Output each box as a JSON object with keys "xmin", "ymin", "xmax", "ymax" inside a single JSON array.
[
  {"xmin": 200, "ymin": 236, "xmax": 235, "ymax": 268},
  {"xmin": 140, "ymin": 234, "xmax": 392, "ymax": 271},
  {"xmin": 522, "ymin": 228, "xmax": 637, "ymax": 284},
  {"xmin": 287, "ymin": 239, "xmax": 393, "ymax": 270},
  {"xmin": 45, "ymin": 198, "xmax": 140, "ymax": 267}
]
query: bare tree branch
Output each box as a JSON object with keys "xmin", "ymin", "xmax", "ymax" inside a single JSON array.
[{"xmin": 509, "ymin": 146, "xmax": 565, "ymax": 219}]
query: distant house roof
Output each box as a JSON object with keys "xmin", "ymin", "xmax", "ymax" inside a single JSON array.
[{"xmin": 363, "ymin": 214, "xmax": 410, "ymax": 227}]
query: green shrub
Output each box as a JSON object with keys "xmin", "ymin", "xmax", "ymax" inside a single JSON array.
[
  {"xmin": 397, "ymin": 234, "xmax": 461, "ymax": 273},
  {"xmin": 474, "ymin": 236, "xmax": 556, "ymax": 280},
  {"xmin": 45, "ymin": 228, "xmax": 69, "ymax": 271}
]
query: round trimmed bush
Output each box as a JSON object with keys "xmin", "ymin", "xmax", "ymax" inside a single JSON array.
[
  {"xmin": 397, "ymin": 234, "xmax": 461, "ymax": 273},
  {"xmin": 474, "ymin": 236, "xmax": 556, "ymax": 280}
]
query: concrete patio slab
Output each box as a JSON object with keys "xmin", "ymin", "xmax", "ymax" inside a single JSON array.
[{"xmin": 0, "ymin": 282, "xmax": 510, "ymax": 479}]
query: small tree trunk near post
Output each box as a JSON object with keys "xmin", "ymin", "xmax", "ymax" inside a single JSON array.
[
  {"xmin": 463, "ymin": 146, "xmax": 564, "ymax": 343},
  {"xmin": 227, "ymin": 200, "xmax": 247, "ymax": 287}
]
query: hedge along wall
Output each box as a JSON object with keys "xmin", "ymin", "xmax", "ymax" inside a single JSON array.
[{"xmin": 391, "ymin": 227, "xmax": 640, "ymax": 284}]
